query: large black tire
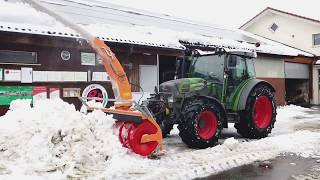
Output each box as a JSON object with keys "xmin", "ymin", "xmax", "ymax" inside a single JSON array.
[
  {"xmin": 145, "ymin": 96, "xmax": 173, "ymax": 137},
  {"xmin": 178, "ymin": 98, "xmax": 224, "ymax": 148},
  {"xmin": 235, "ymin": 85, "xmax": 277, "ymax": 139}
]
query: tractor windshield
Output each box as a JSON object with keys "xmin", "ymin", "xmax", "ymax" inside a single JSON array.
[{"xmin": 188, "ymin": 54, "xmax": 226, "ymax": 83}]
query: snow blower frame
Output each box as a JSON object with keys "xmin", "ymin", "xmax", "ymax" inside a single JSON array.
[{"xmin": 24, "ymin": 0, "xmax": 162, "ymax": 156}]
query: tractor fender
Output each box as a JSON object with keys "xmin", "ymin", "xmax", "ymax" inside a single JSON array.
[
  {"xmin": 194, "ymin": 95, "xmax": 228, "ymax": 128},
  {"xmin": 237, "ymin": 79, "xmax": 275, "ymax": 111}
]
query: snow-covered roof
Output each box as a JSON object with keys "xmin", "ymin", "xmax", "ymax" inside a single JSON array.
[{"xmin": 0, "ymin": 0, "xmax": 315, "ymax": 57}]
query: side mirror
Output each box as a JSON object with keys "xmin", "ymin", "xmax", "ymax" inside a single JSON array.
[
  {"xmin": 208, "ymin": 72, "xmax": 217, "ymax": 78},
  {"xmin": 224, "ymin": 68, "xmax": 231, "ymax": 76}
]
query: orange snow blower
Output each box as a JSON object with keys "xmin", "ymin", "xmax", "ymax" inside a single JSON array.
[{"xmin": 24, "ymin": 0, "xmax": 162, "ymax": 156}]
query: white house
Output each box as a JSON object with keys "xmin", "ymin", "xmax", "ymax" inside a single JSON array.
[{"xmin": 240, "ymin": 7, "xmax": 319, "ymax": 105}]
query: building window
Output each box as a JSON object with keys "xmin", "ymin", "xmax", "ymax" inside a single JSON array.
[
  {"xmin": 0, "ymin": 50, "xmax": 37, "ymax": 64},
  {"xmin": 269, "ymin": 23, "xmax": 278, "ymax": 32},
  {"xmin": 313, "ymin": 34, "xmax": 320, "ymax": 46}
]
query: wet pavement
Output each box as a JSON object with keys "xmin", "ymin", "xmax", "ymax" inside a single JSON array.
[
  {"xmin": 197, "ymin": 154, "xmax": 320, "ymax": 180},
  {"xmin": 196, "ymin": 107, "xmax": 320, "ymax": 180}
]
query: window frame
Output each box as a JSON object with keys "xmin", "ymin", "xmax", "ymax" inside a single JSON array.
[
  {"xmin": 0, "ymin": 50, "xmax": 38, "ymax": 65},
  {"xmin": 313, "ymin": 34, "xmax": 320, "ymax": 47},
  {"xmin": 269, "ymin": 23, "xmax": 279, "ymax": 33}
]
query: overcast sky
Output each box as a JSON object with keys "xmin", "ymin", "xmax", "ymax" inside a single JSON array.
[{"xmin": 97, "ymin": 0, "xmax": 320, "ymax": 28}]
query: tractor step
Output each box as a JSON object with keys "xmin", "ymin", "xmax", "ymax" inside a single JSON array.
[{"xmin": 227, "ymin": 113, "xmax": 240, "ymax": 123}]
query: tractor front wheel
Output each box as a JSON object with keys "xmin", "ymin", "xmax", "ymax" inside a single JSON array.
[
  {"xmin": 235, "ymin": 85, "xmax": 277, "ymax": 139},
  {"xmin": 178, "ymin": 98, "xmax": 224, "ymax": 148}
]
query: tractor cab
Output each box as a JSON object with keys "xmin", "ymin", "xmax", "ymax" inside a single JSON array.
[{"xmin": 175, "ymin": 48, "xmax": 257, "ymax": 108}]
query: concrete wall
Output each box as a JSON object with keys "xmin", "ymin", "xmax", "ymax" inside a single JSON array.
[
  {"xmin": 255, "ymin": 56, "xmax": 286, "ymax": 105},
  {"xmin": 244, "ymin": 12, "xmax": 320, "ymax": 56}
]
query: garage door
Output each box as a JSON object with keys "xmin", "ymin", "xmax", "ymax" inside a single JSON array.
[{"xmin": 285, "ymin": 62, "xmax": 309, "ymax": 79}]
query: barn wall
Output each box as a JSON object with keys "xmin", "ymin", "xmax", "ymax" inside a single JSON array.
[{"xmin": 0, "ymin": 32, "xmax": 180, "ymax": 115}]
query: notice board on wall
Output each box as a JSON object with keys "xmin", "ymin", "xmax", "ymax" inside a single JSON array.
[
  {"xmin": 32, "ymin": 86, "xmax": 47, "ymax": 103},
  {"xmin": 0, "ymin": 86, "xmax": 33, "ymax": 105},
  {"xmin": 4, "ymin": 69, "xmax": 21, "ymax": 81},
  {"xmin": 21, "ymin": 67, "xmax": 33, "ymax": 83}
]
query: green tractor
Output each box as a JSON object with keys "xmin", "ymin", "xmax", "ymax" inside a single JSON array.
[{"xmin": 145, "ymin": 48, "xmax": 277, "ymax": 148}]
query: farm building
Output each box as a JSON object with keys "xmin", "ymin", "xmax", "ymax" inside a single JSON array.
[{"xmin": 0, "ymin": 0, "xmax": 315, "ymax": 115}]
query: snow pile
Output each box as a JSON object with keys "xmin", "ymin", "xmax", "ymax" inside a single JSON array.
[
  {"xmin": 8, "ymin": 99, "xmax": 32, "ymax": 111},
  {"xmin": 0, "ymin": 100, "xmax": 319, "ymax": 179},
  {"xmin": 0, "ymin": 99, "xmax": 125, "ymax": 179},
  {"xmin": 222, "ymin": 137, "xmax": 239, "ymax": 150}
]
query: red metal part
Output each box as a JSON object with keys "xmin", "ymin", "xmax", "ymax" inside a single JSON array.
[
  {"xmin": 128, "ymin": 120, "xmax": 159, "ymax": 156},
  {"xmin": 197, "ymin": 111, "xmax": 218, "ymax": 140},
  {"xmin": 117, "ymin": 120, "xmax": 160, "ymax": 156},
  {"xmin": 253, "ymin": 96, "xmax": 272, "ymax": 129}
]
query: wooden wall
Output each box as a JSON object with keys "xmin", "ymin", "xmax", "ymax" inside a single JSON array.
[
  {"xmin": 0, "ymin": 32, "xmax": 182, "ymax": 115},
  {"xmin": 257, "ymin": 77, "xmax": 286, "ymax": 105}
]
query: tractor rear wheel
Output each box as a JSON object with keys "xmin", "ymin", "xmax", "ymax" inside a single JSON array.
[
  {"xmin": 178, "ymin": 98, "xmax": 224, "ymax": 148},
  {"xmin": 235, "ymin": 85, "xmax": 276, "ymax": 139},
  {"xmin": 146, "ymin": 96, "xmax": 173, "ymax": 137}
]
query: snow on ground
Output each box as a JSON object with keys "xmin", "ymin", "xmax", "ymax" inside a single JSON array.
[{"xmin": 0, "ymin": 99, "xmax": 320, "ymax": 179}]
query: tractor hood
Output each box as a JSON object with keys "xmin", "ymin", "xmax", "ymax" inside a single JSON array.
[{"xmin": 159, "ymin": 78, "xmax": 207, "ymax": 97}]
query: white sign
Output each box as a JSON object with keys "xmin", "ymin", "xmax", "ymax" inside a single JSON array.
[
  {"xmin": 74, "ymin": 72, "xmax": 87, "ymax": 82},
  {"xmin": 61, "ymin": 71, "xmax": 75, "ymax": 81},
  {"xmin": 92, "ymin": 72, "xmax": 110, "ymax": 82},
  {"xmin": 4, "ymin": 69, "xmax": 21, "ymax": 81},
  {"xmin": 33, "ymin": 71, "xmax": 48, "ymax": 82},
  {"xmin": 21, "ymin": 67, "xmax": 33, "ymax": 83},
  {"xmin": 47, "ymin": 71, "xmax": 62, "ymax": 82},
  {"xmin": 0, "ymin": 68, "xmax": 3, "ymax": 81}
]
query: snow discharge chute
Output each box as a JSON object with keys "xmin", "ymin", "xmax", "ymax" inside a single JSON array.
[{"xmin": 22, "ymin": 0, "xmax": 162, "ymax": 156}]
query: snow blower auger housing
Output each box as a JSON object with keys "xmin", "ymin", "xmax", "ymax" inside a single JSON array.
[
  {"xmin": 146, "ymin": 48, "xmax": 277, "ymax": 148},
  {"xmin": 24, "ymin": 0, "xmax": 162, "ymax": 156}
]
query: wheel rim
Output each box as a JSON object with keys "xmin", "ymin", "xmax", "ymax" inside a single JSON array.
[
  {"xmin": 197, "ymin": 111, "xmax": 218, "ymax": 140},
  {"xmin": 253, "ymin": 96, "xmax": 273, "ymax": 129},
  {"xmin": 128, "ymin": 120, "xmax": 159, "ymax": 156}
]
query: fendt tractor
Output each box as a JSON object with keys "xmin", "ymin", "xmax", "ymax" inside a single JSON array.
[
  {"xmin": 24, "ymin": 0, "xmax": 276, "ymax": 157},
  {"xmin": 146, "ymin": 48, "xmax": 277, "ymax": 148}
]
